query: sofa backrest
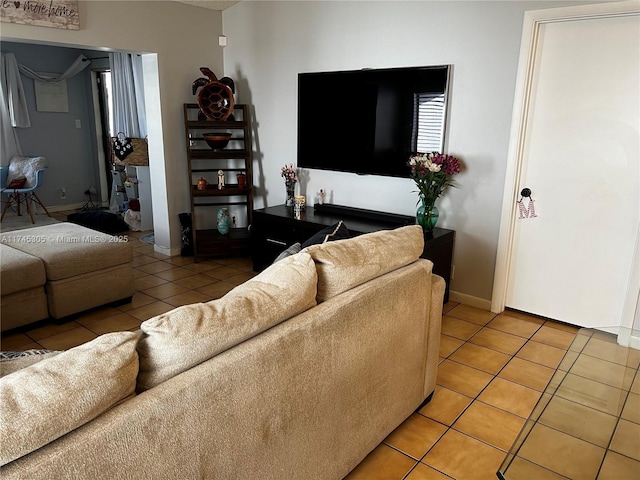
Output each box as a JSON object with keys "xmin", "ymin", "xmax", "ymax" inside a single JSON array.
[
  {"xmin": 303, "ymin": 225, "xmax": 425, "ymax": 302},
  {"xmin": 136, "ymin": 251, "xmax": 318, "ymax": 391}
]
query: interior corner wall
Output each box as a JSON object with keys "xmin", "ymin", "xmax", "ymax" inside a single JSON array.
[
  {"xmin": 0, "ymin": 0, "xmax": 224, "ymax": 255},
  {"xmin": 222, "ymin": 0, "xmax": 596, "ymax": 303}
]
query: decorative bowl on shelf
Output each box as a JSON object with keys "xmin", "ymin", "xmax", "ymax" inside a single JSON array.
[{"xmin": 203, "ymin": 132, "xmax": 232, "ymax": 150}]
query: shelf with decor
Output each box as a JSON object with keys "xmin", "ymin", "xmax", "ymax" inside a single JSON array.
[{"xmin": 183, "ymin": 103, "xmax": 253, "ymax": 261}]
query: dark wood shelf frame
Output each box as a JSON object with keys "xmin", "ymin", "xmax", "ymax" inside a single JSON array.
[{"xmin": 184, "ymin": 103, "xmax": 254, "ymax": 261}]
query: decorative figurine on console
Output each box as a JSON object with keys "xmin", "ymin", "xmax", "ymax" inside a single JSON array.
[{"xmin": 218, "ymin": 170, "xmax": 225, "ymax": 190}]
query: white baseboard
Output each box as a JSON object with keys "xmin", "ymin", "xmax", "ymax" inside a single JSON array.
[
  {"xmin": 46, "ymin": 202, "xmax": 85, "ymax": 213},
  {"xmin": 616, "ymin": 327, "xmax": 640, "ymax": 350},
  {"xmin": 153, "ymin": 244, "xmax": 179, "ymax": 257},
  {"xmin": 449, "ymin": 290, "xmax": 492, "ymax": 311},
  {"xmin": 46, "ymin": 202, "xmax": 111, "ymax": 214}
]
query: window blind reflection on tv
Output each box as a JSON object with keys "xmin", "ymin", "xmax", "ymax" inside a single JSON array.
[{"xmin": 297, "ymin": 65, "xmax": 450, "ymax": 178}]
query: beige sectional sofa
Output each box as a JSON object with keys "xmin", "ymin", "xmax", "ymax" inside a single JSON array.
[
  {"xmin": 0, "ymin": 222, "xmax": 134, "ymax": 329},
  {"xmin": 0, "ymin": 244, "xmax": 48, "ymax": 331},
  {"xmin": 0, "ymin": 226, "xmax": 445, "ymax": 479}
]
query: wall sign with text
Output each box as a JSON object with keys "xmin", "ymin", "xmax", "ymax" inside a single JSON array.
[{"xmin": 0, "ymin": 0, "xmax": 79, "ymax": 30}]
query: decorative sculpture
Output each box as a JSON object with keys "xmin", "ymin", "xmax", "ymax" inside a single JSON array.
[{"xmin": 192, "ymin": 68, "xmax": 235, "ymax": 121}]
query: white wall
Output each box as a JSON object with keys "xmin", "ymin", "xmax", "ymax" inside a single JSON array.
[
  {"xmin": 222, "ymin": 0, "xmax": 595, "ymax": 304},
  {"xmin": 1, "ymin": 0, "xmax": 225, "ymax": 254}
]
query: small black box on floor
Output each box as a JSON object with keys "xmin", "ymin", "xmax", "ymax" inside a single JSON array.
[{"xmin": 66, "ymin": 210, "xmax": 129, "ymax": 234}]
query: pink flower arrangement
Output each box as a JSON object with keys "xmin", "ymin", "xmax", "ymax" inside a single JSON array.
[
  {"xmin": 281, "ymin": 164, "xmax": 298, "ymax": 187},
  {"xmin": 408, "ymin": 152, "xmax": 462, "ymax": 207}
]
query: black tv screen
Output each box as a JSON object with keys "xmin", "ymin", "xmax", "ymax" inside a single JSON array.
[{"xmin": 297, "ymin": 65, "xmax": 450, "ymax": 178}]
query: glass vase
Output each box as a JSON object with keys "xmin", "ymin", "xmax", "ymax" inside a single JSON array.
[
  {"xmin": 416, "ymin": 197, "xmax": 439, "ymax": 232},
  {"xmin": 217, "ymin": 207, "xmax": 230, "ymax": 235},
  {"xmin": 285, "ymin": 183, "xmax": 296, "ymax": 207}
]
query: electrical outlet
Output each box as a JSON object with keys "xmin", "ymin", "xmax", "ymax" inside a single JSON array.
[{"xmin": 59, "ymin": 188, "xmax": 66, "ymax": 199}]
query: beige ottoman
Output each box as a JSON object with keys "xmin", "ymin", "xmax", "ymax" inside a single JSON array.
[
  {"xmin": 0, "ymin": 244, "xmax": 48, "ymax": 331},
  {"xmin": 4, "ymin": 223, "xmax": 134, "ymax": 319}
]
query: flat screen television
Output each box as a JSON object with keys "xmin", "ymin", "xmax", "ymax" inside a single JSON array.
[{"xmin": 297, "ymin": 65, "xmax": 451, "ymax": 178}]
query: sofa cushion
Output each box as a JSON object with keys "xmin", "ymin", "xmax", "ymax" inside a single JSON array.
[
  {"xmin": 136, "ymin": 251, "xmax": 318, "ymax": 391},
  {"xmin": 1, "ymin": 287, "xmax": 49, "ymax": 332},
  {"xmin": 0, "ymin": 332, "xmax": 138, "ymax": 466},
  {"xmin": 0, "ymin": 244, "xmax": 46, "ymax": 295},
  {"xmin": 0, "ymin": 349, "xmax": 62, "ymax": 377},
  {"xmin": 2, "ymin": 222, "xmax": 132, "ymax": 280},
  {"xmin": 304, "ymin": 225, "xmax": 425, "ymax": 302}
]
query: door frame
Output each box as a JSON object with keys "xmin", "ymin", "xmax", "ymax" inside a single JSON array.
[
  {"xmin": 491, "ymin": 0, "xmax": 640, "ymax": 336},
  {"xmin": 90, "ymin": 69, "xmax": 111, "ymax": 206}
]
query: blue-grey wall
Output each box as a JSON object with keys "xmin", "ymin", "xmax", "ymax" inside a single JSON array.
[{"xmin": 1, "ymin": 41, "xmax": 99, "ymax": 209}]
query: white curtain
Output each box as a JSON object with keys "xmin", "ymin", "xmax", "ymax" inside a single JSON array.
[
  {"xmin": 109, "ymin": 52, "xmax": 147, "ymax": 138},
  {"xmin": 19, "ymin": 54, "xmax": 89, "ymax": 84},
  {"xmin": 0, "ymin": 53, "xmax": 27, "ymax": 166}
]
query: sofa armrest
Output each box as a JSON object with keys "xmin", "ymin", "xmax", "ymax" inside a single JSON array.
[{"xmin": 423, "ymin": 274, "xmax": 445, "ymax": 399}]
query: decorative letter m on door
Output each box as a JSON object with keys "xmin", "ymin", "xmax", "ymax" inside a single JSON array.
[{"xmin": 518, "ymin": 198, "xmax": 538, "ymax": 219}]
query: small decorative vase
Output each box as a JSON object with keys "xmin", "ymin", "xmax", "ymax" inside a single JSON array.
[
  {"xmin": 285, "ymin": 183, "xmax": 296, "ymax": 207},
  {"xmin": 416, "ymin": 197, "xmax": 439, "ymax": 232},
  {"xmin": 217, "ymin": 207, "xmax": 230, "ymax": 235},
  {"xmin": 236, "ymin": 173, "xmax": 247, "ymax": 190},
  {"xmin": 197, "ymin": 177, "xmax": 208, "ymax": 191}
]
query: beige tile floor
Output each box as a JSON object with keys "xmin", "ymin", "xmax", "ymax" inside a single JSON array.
[
  {"xmin": 2, "ymin": 213, "xmax": 639, "ymax": 480},
  {"xmin": 498, "ymin": 328, "xmax": 640, "ymax": 480},
  {"xmin": 347, "ymin": 310, "xmax": 640, "ymax": 480}
]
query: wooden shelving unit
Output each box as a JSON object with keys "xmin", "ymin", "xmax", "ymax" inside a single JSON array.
[{"xmin": 183, "ymin": 103, "xmax": 253, "ymax": 261}]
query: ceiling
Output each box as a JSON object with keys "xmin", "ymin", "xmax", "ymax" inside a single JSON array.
[{"xmin": 176, "ymin": 0, "xmax": 239, "ymax": 10}]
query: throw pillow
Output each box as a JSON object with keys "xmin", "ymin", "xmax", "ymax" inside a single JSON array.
[
  {"xmin": 6, "ymin": 176, "xmax": 26, "ymax": 189},
  {"xmin": 272, "ymin": 242, "xmax": 302, "ymax": 264},
  {"xmin": 136, "ymin": 251, "xmax": 318, "ymax": 391},
  {"xmin": 301, "ymin": 220, "xmax": 350, "ymax": 248},
  {"xmin": 0, "ymin": 332, "xmax": 139, "ymax": 466},
  {"xmin": 0, "ymin": 349, "xmax": 62, "ymax": 377},
  {"xmin": 5, "ymin": 156, "xmax": 47, "ymax": 189}
]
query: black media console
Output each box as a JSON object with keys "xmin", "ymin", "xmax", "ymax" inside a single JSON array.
[{"xmin": 251, "ymin": 204, "xmax": 454, "ymax": 302}]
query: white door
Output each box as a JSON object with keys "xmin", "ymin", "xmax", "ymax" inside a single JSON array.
[{"xmin": 493, "ymin": 2, "xmax": 640, "ymax": 329}]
